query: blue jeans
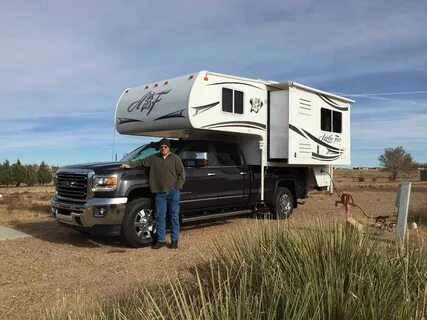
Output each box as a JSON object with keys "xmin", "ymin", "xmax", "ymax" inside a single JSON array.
[{"xmin": 154, "ymin": 188, "xmax": 180, "ymax": 242}]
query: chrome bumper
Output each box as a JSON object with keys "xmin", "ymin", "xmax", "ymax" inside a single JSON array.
[{"xmin": 51, "ymin": 196, "xmax": 128, "ymax": 227}]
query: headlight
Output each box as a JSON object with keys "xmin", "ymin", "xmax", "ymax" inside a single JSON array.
[{"xmin": 92, "ymin": 175, "xmax": 118, "ymax": 192}]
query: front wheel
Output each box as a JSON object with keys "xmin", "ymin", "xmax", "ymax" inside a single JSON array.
[
  {"xmin": 272, "ymin": 187, "xmax": 294, "ymax": 219},
  {"xmin": 122, "ymin": 198, "xmax": 156, "ymax": 247}
]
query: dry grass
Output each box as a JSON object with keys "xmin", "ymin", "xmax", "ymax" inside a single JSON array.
[
  {"xmin": 0, "ymin": 186, "xmax": 54, "ymax": 224},
  {"xmin": 0, "ymin": 170, "xmax": 426, "ymax": 320}
]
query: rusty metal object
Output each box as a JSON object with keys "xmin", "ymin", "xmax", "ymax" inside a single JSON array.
[{"xmin": 335, "ymin": 193, "xmax": 355, "ymax": 218}]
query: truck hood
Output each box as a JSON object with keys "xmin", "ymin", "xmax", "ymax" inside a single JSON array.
[{"xmin": 60, "ymin": 162, "xmax": 124, "ymax": 171}]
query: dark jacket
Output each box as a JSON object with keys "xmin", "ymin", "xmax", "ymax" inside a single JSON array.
[{"xmin": 130, "ymin": 153, "xmax": 185, "ymax": 193}]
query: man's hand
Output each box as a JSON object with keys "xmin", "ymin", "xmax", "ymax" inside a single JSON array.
[{"xmin": 120, "ymin": 163, "xmax": 131, "ymax": 169}]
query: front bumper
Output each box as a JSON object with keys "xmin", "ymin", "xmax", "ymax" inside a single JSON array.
[{"xmin": 51, "ymin": 196, "xmax": 128, "ymax": 228}]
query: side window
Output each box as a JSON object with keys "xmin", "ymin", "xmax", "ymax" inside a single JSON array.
[
  {"xmin": 222, "ymin": 88, "xmax": 244, "ymax": 114},
  {"xmin": 234, "ymin": 91, "xmax": 244, "ymax": 114},
  {"xmin": 215, "ymin": 144, "xmax": 242, "ymax": 166},
  {"xmin": 333, "ymin": 111, "xmax": 342, "ymax": 133},
  {"xmin": 321, "ymin": 108, "xmax": 331, "ymax": 131},
  {"xmin": 178, "ymin": 144, "xmax": 218, "ymax": 167},
  {"xmin": 321, "ymin": 108, "xmax": 342, "ymax": 133},
  {"xmin": 222, "ymin": 88, "xmax": 233, "ymax": 113}
]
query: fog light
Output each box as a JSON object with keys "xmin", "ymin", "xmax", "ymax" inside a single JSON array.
[{"xmin": 94, "ymin": 206, "xmax": 108, "ymax": 217}]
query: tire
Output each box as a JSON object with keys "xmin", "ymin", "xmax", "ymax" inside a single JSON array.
[
  {"xmin": 122, "ymin": 198, "xmax": 156, "ymax": 248},
  {"xmin": 272, "ymin": 187, "xmax": 294, "ymax": 219}
]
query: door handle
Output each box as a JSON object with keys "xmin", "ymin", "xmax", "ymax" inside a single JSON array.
[{"xmin": 207, "ymin": 173, "xmax": 216, "ymax": 176}]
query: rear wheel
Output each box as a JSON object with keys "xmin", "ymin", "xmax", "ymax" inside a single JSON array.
[
  {"xmin": 272, "ymin": 187, "xmax": 294, "ymax": 219},
  {"xmin": 122, "ymin": 198, "xmax": 156, "ymax": 247}
]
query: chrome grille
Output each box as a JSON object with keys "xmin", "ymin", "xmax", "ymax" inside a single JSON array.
[{"xmin": 57, "ymin": 173, "xmax": 88, "ymax": 200}]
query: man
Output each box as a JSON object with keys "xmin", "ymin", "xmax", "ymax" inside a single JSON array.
[{"xmin": 121, "ymin": 138, "xmax": 185, "ymax": 249}]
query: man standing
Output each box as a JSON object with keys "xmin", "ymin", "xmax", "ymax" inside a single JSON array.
[{"xmin": 121, "ymin": 138, "xmax": 185, "ymax": 249}]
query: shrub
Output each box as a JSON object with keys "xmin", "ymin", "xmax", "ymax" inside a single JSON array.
[
  {"xmin": 38, "ymin": 223, "xmax": 427, "ymax": 320},
  {"xmin": 358, "ymin": 176, "xmax": 365, "ymax": 182}
]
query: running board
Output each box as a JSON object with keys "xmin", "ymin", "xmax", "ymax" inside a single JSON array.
[{"xmin": 182, "ymin": 209, "xmax": 252, "ymax": 223}]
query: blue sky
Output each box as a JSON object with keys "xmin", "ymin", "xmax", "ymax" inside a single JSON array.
[{"xmin": 0, "ymin": 0, "xmax": 426, "ymax": 167}]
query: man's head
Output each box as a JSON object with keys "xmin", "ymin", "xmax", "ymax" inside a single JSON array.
[{"xmin": 158, "ymin": 138, "xmax": 170, "ymax": 156}]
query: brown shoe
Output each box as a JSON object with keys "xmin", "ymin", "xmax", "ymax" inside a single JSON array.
[
  {"xmin": 169, "ymin": 240, "xmax": 178, "ymax": 249},
  {"xmin": 151, "ymin": 242, "xmax": 166, "ymax": 249}
]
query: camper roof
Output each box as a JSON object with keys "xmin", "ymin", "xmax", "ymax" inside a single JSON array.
[{"xmin": 268, "ymin": 81, "xmax": 355, "ymax": 104}]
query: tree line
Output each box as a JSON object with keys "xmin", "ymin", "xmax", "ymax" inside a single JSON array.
[{"xmin": 0, "ymin": 160, "xmax": 57, "ymax": 186}]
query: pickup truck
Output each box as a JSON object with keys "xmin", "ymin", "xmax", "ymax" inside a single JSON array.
[{"xmin": 51, "ymin": 139, "xmax": 308, "ymax": 247}]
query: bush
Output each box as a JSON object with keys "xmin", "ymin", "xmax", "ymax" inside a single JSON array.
[
  {"xmin": 372, "ymin": 177, "xmax": 377, "ymax": 182},
  {"xmin": 358, "ymin": 176, "xmax": 365, "ymax": 182},
  {"xmin": 37, "ymin": 223, "xmax": 427, "ymax": 320}
]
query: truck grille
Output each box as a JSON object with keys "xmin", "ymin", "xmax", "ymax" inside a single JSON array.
[{"xmin": 57, "ymin": 173, "xmax": 88, "ymax": 200}]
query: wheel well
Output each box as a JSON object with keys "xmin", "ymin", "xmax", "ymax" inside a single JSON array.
[
  {"xmin": 127, "ymin": 187, "xmax": 152, "ymax": 203},
  {"xmin": 276, "ymin": 181, "xmax": 297, "ymax": 208}
]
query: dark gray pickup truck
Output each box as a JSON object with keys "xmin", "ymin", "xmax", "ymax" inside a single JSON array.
[{"xmin": 51, "ymin": 139, "xmax": 308, "ymax": 247}]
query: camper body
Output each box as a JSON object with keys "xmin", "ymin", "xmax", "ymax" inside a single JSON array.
[
  {"xmin": 52, "ymin": 71, "xmax": 354, "ymax": 247},
  {"xmin": 116, "ymin": 71, "xmax": 352, "ymax": 167}
]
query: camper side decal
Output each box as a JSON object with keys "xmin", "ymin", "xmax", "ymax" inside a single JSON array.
[
  {"xmin": 207, "ymin": 82, "xmax": 264, "ymax": 90},
  {"xmin": 250, "ymin": 98, "xmax": 263, "ymax": 113},
  {"xmin": 317, "ymin": 93, "xmax": 348, "ymax": 112},
  {"xmin": 192, "ymin": 101, "xmax": 220, "ymax": 116},
  {"xmin": 202, "ymin": 121, "xmax": 266, "ymax": 131},
  {"xmin": 127, "ymin": 89, "xmax": 172, "ymax": 115},
  {"xmin": 289, "ymin": 124, "xmax": 344, "ymax": 162},
  {"xmin": 154, "ymin": 109, "xmax": 186, "ymax": 121}
]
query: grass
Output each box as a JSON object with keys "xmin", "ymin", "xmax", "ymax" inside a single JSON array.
[{"xmin": 36, "ymin": 222, "xmax": 427, "ymax": 320}]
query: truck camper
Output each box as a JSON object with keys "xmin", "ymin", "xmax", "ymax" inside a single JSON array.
[{"xmin": 52, "ymin": 71, "xmax": 354, "ymax": 247}]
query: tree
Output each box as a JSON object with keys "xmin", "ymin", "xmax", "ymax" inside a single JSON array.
[
  {"xmin": 38, "ymin": 161, "xmax": 52, "ymax": 185},
  {"xmin": 12, "ymin": 160, "xmax": 26, "ymax": 186},
  {"xmin": 0, "ymin": 160, "xmax": 14, "ymax": 186},
  {"xmin": 25, "ymin": 164, "xmax": 39, "ymax": 186},
  {"xmin": 378, "ymin": 146, "xmax": 413, "ymax": 181}
]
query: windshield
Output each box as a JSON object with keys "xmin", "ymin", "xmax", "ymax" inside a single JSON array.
[
  {"xmin": 120, "ymin": 142, "xmax": 180, "ymax": 162},
  {"xmin": 120, "ymin": 144, "xmax": 158, "ymax": 162}
]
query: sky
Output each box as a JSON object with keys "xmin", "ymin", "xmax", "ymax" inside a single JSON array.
[{"xmin": 0, "ymin": 0, "xmax": 426, "ymax": 167}]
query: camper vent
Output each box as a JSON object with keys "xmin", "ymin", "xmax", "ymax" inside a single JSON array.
[
  {"xmin": 298, "ymin": 142, "xmax": 312, "ymax": 156},
  {"xmin": 298, "ymin": 98, "xmax": 312, "ymax": 116}
]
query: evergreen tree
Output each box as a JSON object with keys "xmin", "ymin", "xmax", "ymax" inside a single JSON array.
[
  {"xmin": 12, "ymin": 160, "xmax": 26, "ymax": 186},
  {"xmin": 0, "ymin": 160, "xmax": 13, "ymax": 186},
  {"xmin": 25, "ymin": 164, "xmax": 39, "ymax": 186},
  {"xmin": 38, "ymin": 161, "xmax": 52, "ymax": 185}
]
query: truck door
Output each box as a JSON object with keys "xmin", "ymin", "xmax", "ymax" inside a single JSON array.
[
  {"xmin": 178, "ymin": 142, "xmax": 223, "ymax": 210},
  {"xmin": 213, "ymin": 143, "xmax": 249, "ymax": 207}
]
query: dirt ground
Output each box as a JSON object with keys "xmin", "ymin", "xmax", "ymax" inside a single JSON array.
[{"xmin": 0, "ymin": 172, "xmax": 426, "ymax": 319}]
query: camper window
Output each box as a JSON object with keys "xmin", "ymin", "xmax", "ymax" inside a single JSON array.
[
  {"xmin": 222, "ymin": 88, "xmax": 233, "ymax": 112},
  {"xmin": 222, "ymin": 88, "xmax": 244, "ymax": 114},
  {"xmin": 333, "ymin": 111, "xmax": 342, "ymax": 133},
  {"xmin": 321, "ymin": 108, "xmax": 331, "ymax": 131},
  {"xmin": 234, "ymin": 91, "xmax": 244, "ymax": 114},
  {"xmin": 321, "ymin": 108, "xmax": 342, "ymax": 133}
]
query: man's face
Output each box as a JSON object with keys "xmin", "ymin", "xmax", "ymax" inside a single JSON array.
[{"xmin": 160, "ymin": 144, "xmax": 170, "ymax": 156}]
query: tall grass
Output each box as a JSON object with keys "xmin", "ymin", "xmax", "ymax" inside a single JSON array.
[{"xmin": 37, "ymin": 222, "xmax": 427, "ymax": 320}]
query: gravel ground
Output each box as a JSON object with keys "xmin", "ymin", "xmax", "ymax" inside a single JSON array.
[{"xmin": 0, "ymin": 182, "xmax": 426, "ymax": 319}]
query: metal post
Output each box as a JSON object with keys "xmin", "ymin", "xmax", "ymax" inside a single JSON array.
[{"xmin": 259, "ymin": 140, "xmax": 266, "ymax": 201}]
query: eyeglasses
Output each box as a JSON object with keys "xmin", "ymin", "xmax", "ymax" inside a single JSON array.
[{"xmin": 160, "ymin": 145, "xmax": 169, "ymax": 149}]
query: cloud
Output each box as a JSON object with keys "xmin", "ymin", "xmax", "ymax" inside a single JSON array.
[{"xmin": 1, "ymin": 0, "xmax": 426, "ymax": 166}]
